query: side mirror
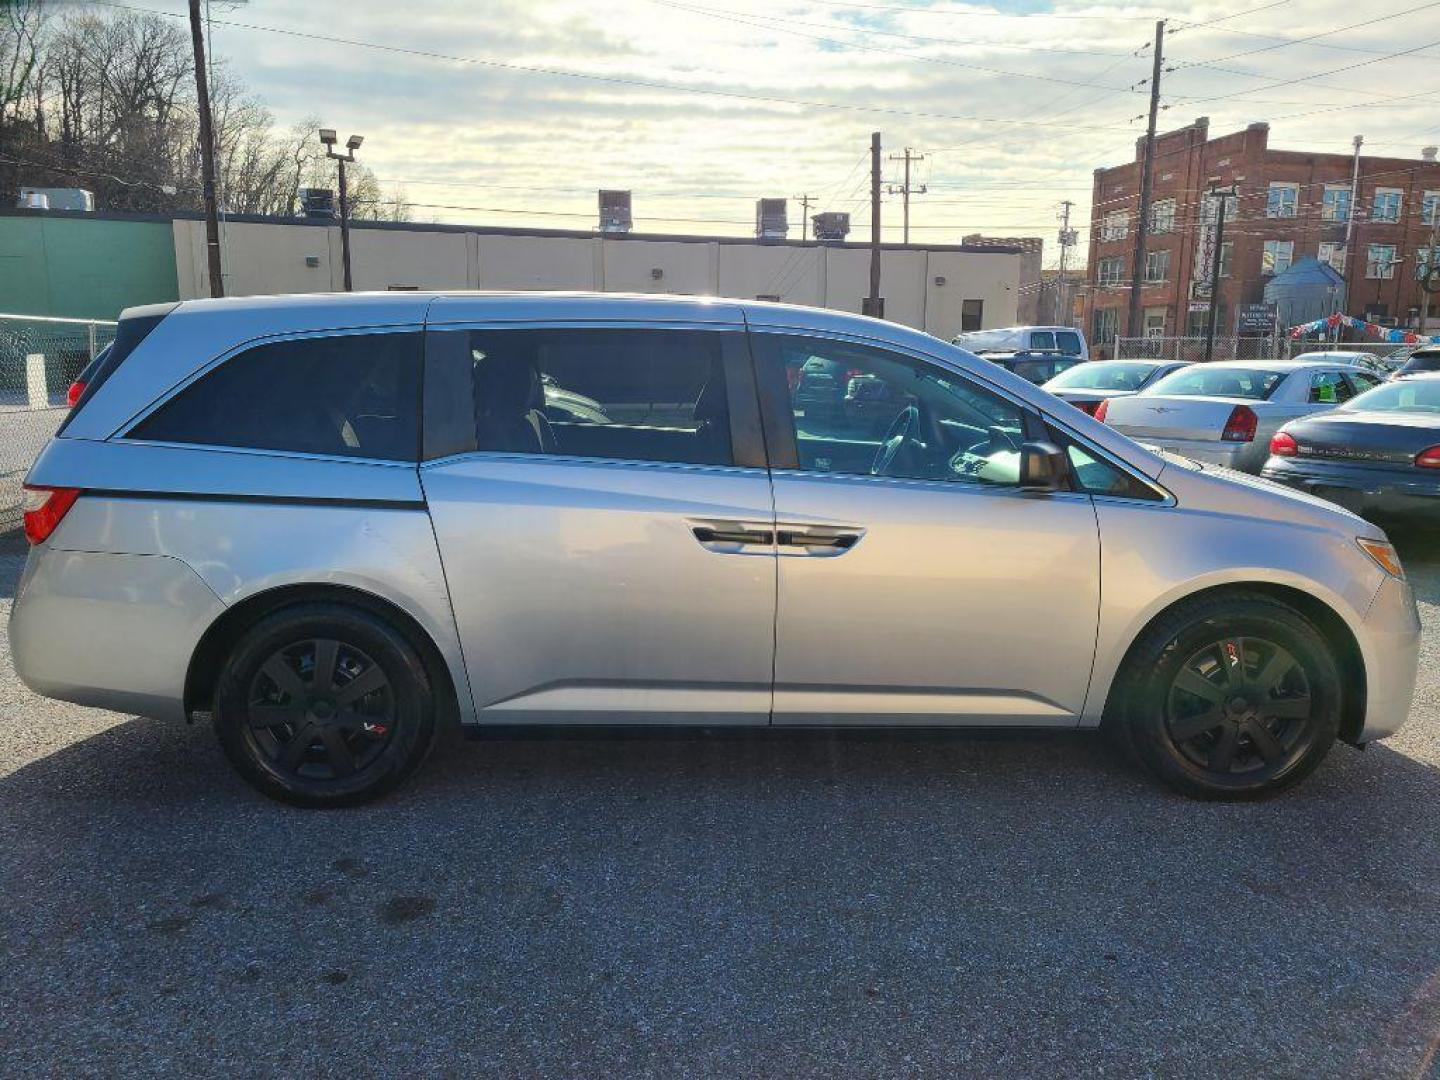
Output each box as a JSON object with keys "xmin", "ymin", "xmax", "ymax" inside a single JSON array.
[{"xmin": 1018, "ymin": 440, "xmax": 1069, "ymax": 492}]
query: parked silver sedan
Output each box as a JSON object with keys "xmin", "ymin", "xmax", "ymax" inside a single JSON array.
[
  {"xmin": 1097, "ymin": 359, "xmax": 1381, "ymax": 473},
  {"xmin": 10, "ymin": 294, "xmax": 1419, "ymax": 806}
]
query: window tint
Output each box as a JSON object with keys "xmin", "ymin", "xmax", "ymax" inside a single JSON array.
[
  {"xmin": 755, "ymin": 333, "xmax": 1031, "ymax": 487},
  {"xmin": 130, "ymin": 332, "xmax": 420, "ymax": 460},
  {"xmin": 1054, "ymin": 331, "xmax": 1083, "ymax": 356},
  {"xmin": 454, "ymin": 327, "xmax": 733, "ymax": 467},
  {"xmin": 1029, "ymin": 331, "xmax": 1056, "ymax": 351}
]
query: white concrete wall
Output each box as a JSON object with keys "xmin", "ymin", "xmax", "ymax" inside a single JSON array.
[{"xmin": 172, "ymin": 219, "xmax": 1020, "ymax": 335}]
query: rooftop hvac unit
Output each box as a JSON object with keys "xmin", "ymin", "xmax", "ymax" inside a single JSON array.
[
  {"xmin": 755, "ymin": 198, "xmax": 788, "ymax": 239},
  {"xmin": 599, "ymin": 189, "xmax": 632, "ymax": 234},
  {"xmin": 19, "ymin": 187, "xmax": 93, "ymax": 212},
  {"xmin": 812, "ymin": 211, "xmax": 851, "ymax": 242},
  {"xmin": 298, "ymin": 187, "xmax": 337, "ymax": 219}
]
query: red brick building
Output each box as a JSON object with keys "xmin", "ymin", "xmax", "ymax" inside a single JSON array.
[{"xmin": 1083, "ymin": 118, "xmax": 1440, "ymax": 352}]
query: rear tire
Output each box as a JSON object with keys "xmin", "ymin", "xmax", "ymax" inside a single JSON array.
[
  {"xmin": 1106, "ymin": 592, "xmax": 1340, "ymax": 800},
  {"xmin": 214, "ymin": 604, "xmax": 436, "ymax": 807}
]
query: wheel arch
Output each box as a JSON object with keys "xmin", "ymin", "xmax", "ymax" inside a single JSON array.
[
  {"xmin": 185, "ymin": 583, "xmax": 462, "ymax": 729},
  {"xmin": 1101, "ymin": 582, "xmax": 1367, "ymax": 745}
]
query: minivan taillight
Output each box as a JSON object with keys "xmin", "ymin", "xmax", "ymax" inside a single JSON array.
[
  {"xmin": 1222, "ymin": 404, "xmax": 1258, "ymax": 443},
  {"xmin": 1269, "ymin": 431, "xmax": 1298, "ymax": 456},
  {"xmin": 21, "ymin": 486, "xmax": 81, "ymax": 545},
  {"xmin": 1415, "ymin": 445, "xmax": 1440, "ymax": 469},
  {"xmin": 1094, "ymin": 398, "xmax": 1110, "ymax": 423},
  {"xmin": 66, "ymin": 379, "xmax": 86, "ymax": 407}
]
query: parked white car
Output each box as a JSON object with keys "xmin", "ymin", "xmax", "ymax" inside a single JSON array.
[
  {"xmin": 1096, "ymin": 359, "xmax": 1381, "ymax": 472},
  {"xmin": 952, "ymin": 325, "xmax": 1088, "ymax": 361}
]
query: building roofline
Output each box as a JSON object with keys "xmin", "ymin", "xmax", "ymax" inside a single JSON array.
[{"xmin": 0, "ymin": 206, "xmax": 1023, "ymax": 255}]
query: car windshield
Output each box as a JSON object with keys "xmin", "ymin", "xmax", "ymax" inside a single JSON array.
[
  {"xmin": 1144, "ymin": 366, "xmax": 1286, "ymax": 400},
  {"xmin": 1343, "ymin": 378, "xmax": 1440, "ymax": 413},
  {"xmin": 1046, "ymin": 361, "xmax": 1158, "ymax": 391},
  {"xmin": 1398, "ymin": 352, "xmax": 1440, "ymax": 375}
]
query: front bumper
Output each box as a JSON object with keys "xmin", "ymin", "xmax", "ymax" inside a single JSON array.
[
  {"xmin": 9, "ymin": 544, "xmax": 225, "ymax": 721},
  {"xmin": 1355, "ymin": 574, "xmax": 1422, "ymax": 742},
  {"xmin": 1261, "ymin": 458, "xmax": 1440, "ymax": 520}
]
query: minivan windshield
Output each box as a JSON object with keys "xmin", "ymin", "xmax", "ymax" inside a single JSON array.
[
  {"xmin": 1343, "ymin": 378, "xmax": 1440, "ymax": 413},
  {"xmin": 1144, "ymin": 366, "xmax": 1286, "ymax": 400},
  {"xmin": 1046, "ymin": 361, "xmax": 1159, "ymax": 391}
]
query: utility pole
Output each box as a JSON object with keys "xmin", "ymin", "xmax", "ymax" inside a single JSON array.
[
  {"xmin": 1342, "ymin": 134, "xmax": 1364, "ymax": 319},
  {"xmin": 1055, "ymin": 199, "xmax": 1076, "ymax": 325},
  {"xmin": 1203, "ymin": 183, "xmax": 1235, "ymax": 363},
  {"xmin": 1127, "ymin": 19, "xmax": 1165, "ymax": 339},
  {"xmin": 865, "ymin": 131, "xmax": 883, "ymax": 318},
  {"xmin": 188, "ymin": 0, "xmax": 224, "ymax": 297},
  {"xmin": 794, "ymin": 193, "xmax": 815, "ymax": 241},
  {"xmin": 321, "ymin": 129, "xmax": 364, "ymax": 292},
  {"xmin": 886, "ymin": 147, "xmax": 926, "ymax": 244}
]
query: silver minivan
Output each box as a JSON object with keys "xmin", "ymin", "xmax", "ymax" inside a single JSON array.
[{"xmin": 11, "ymin": 293, "xmax": 1420, "ymax": 806}]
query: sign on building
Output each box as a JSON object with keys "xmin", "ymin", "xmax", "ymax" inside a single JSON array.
[{"xmin": 1236, "ymin": 302, "xmax": 1278, "ymax": 335}]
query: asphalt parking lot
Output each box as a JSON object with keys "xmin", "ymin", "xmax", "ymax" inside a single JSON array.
[{"xmin": 2, "ymin": 529, "xmax": 1439, "ymax": 1078}]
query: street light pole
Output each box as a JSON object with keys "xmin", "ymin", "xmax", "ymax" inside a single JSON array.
[{"xmin": 320, "ymin": 129, "xmax": 363, "ymax": 292}]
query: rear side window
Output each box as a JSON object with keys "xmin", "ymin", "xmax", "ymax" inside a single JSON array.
[
  {"xmin": 1054, "ymin": 331, "xmax": 1083, "ymax": 356},
  {"xmin": 424, "ymin": 327, "xmax": 736, "ymax": 467},
  {"xmin": 130, "ymin": 332, "xmax": 420, "ymax": 460}
]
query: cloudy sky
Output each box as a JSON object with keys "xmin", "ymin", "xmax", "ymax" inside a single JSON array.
[{"xmin": 119, "ymin": 0, "xmax": 1440, "ymax": 258}]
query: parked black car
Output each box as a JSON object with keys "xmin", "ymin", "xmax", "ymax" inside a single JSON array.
[
  {"xmin": 1261, "ymin": 372, "xmax": 1440, "ymax": 520},
  {"xmin": 1389, "ymin": 346, "xmax": 1440, "ymax": 381}
]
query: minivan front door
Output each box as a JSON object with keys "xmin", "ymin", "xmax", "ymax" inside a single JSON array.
[
  {"xmin": 421, "ymin": 323, "xmax": 776, "ymax": 725},
  {"xmin": 751, "ymin": 330, "xmax": 1101, "ymax": 726}
]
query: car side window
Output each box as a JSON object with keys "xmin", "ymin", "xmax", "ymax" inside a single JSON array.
[
  {"xmin": 428, "ymin": 327, "xmax": 735, "ymax": 467},
  {"xmin": 1030, "ymin": 331, "xmax": 1056, "ymax": 351},
  {"xmin": 1347, "ymin": 371, "xmax": 1381, "ymax": 394},
  {"xmin": 753, "ymin": 333, "xmax": 1031, "ymax": 486},
  {"xmin": 129, "ymin": 331, "xmax": 421, "ymax": 461},
  {"xmin": 1309, "ymin": 371, "xmax": 1353, "ymax": 404}
]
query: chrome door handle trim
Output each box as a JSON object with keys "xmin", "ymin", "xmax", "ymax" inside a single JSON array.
[
  {"xmin": 692, "ymin": 524, "xmax": 774, "ymax": 546},
  {"xmin": 776, "ymin": 530, "xmax": 859, "ymax": 550}
]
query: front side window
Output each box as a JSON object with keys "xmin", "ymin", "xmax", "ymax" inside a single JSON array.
[
  {"xmin": 1367, "ymin": 244, "xmax": 1398, "ymax": 279},
  {"xmin": 1262, "ymin": 240, "xmax": 1294, "ymax": 276},
  {"xmin": 1322, "ymin": 186, "xmax": 1351, "ymax": 222},
  {"xmin": 1266, "ymin": 183, "xmax": 1298, "ymax": 218},
  {"xmin": 428, "ymin": 327, "xmax": 734, "ymax": 467},
  {"xmin": 755, "ymin": 334, "xmax": 1031, "ymax": 487},
  {"xmin": 1372, "ymin": 189, "xmax": 1402, "ymax": 223},
  {"xmin": 130, "ymin": 332, "xmax": 420, "ymax": 460}
]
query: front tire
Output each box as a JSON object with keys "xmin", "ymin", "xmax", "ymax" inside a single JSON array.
[
  {"xmin": 214, "ymin": 604, "xmax": 436, "ymax": 807},
  {"xmin": 1107, "ymin": 592, "xmax": 1341, "ymax": 800}
]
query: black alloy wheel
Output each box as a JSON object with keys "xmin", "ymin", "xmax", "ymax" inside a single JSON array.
[
  {"xmin": 1108, "ymin": 592, "xmax": 1341, "ymax": 799},
  {"xmin": 214, "ymin": 604, "xmax": 437, "ymax": 807}
]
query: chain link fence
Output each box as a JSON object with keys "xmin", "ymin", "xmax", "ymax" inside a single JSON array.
[
  {"xmin": 1, "ymin": 314, "xmax": 117, "ymax": 532},
  {"xmin": 1114, "ymin": 336, "xmax": 1415, "ymax": 365}
]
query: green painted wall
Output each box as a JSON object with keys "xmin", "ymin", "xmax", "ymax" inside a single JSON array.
[{"xmin": 0, "ymin": 215, "xmax": 179, "ymax": 319}]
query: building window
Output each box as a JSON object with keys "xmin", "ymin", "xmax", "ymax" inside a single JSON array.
[
  {"xmin": 1101, "ymin": 211, "xmax": 1129, "ymax": 241},
  {"xmin": 1318, "ymin": 242, "xmax": 1346, "ymax": 274},
  {"xmin": 1417, "ymin": 247, "xmax": 1437, "ymax": 280},
  {"xmin": 1367, "ymin": 244, "xmax": 1398, "ymax": 279},
  {"xmin": 1150, "ymin": 199, "xmax": 1176, "ymax": 234},
  {"xmin": 1262, "ymin": 240, "xmax": 1294, "ymax": 276},
  {"xmin": 1093, "ymin": 307, "xmax": 1118, "ymax": 345},
  {"xmin": 1423, "ymin": 191, "xmax": 1440, "ymax": 226},
  {"xmin": 1266, "ymin": 183, "xmax": 1298, "ymax": 218},
  {"xmin": 1218, "ymin": 241, "xmax": 1233, "ymax": 279},
  {"xmin": 1143, "ymin": 307, "xmax": 1166, "ymax": 338},
  {"xmin": 1321, "ymin": 185, "xmax": 1351, "ymax": 222},
  {"xmin": 1144, "ymin": 249, "xmax": 1170, "ymax": 282},
  {"xmin": 1372, "ymin": 188, "xmax": 1402, "ymax": 223},
  {"xmin": 960, "ymin": 299, "xmax": 984, "ymax": 332},
  {"xmin": 1097, "ymin": 256, "xmax": 1125, "ymax": 286}
]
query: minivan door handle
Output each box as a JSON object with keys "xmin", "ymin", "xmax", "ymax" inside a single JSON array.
[
  {"xmin": 690, "ymin": 521, "xmax": 774, "ymax": 552},
  {"xmin": 776, "ymin": 527, "xmax": 863, "ymax": 556}
]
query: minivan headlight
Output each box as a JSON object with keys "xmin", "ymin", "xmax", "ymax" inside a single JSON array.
[{"xmin": 1357, "ymin": 538, "xmax": 1405, "ymax": 580}]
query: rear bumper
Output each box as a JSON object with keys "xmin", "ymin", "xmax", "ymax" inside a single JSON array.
[
  {"xmin": 8, "ymin": 544, "xmax": 225, "ymax": 721},
  {"xmin": 1355, "ymin": 575, "xmax": 1421, "ymax": 742},
  {"xmin": 1261, "ymin": 458, "xmax": 1440, "ymax": 520},
  {"xmin": 1126, "ymin": 435, "xmax": 1262, "ymax": 472}
]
